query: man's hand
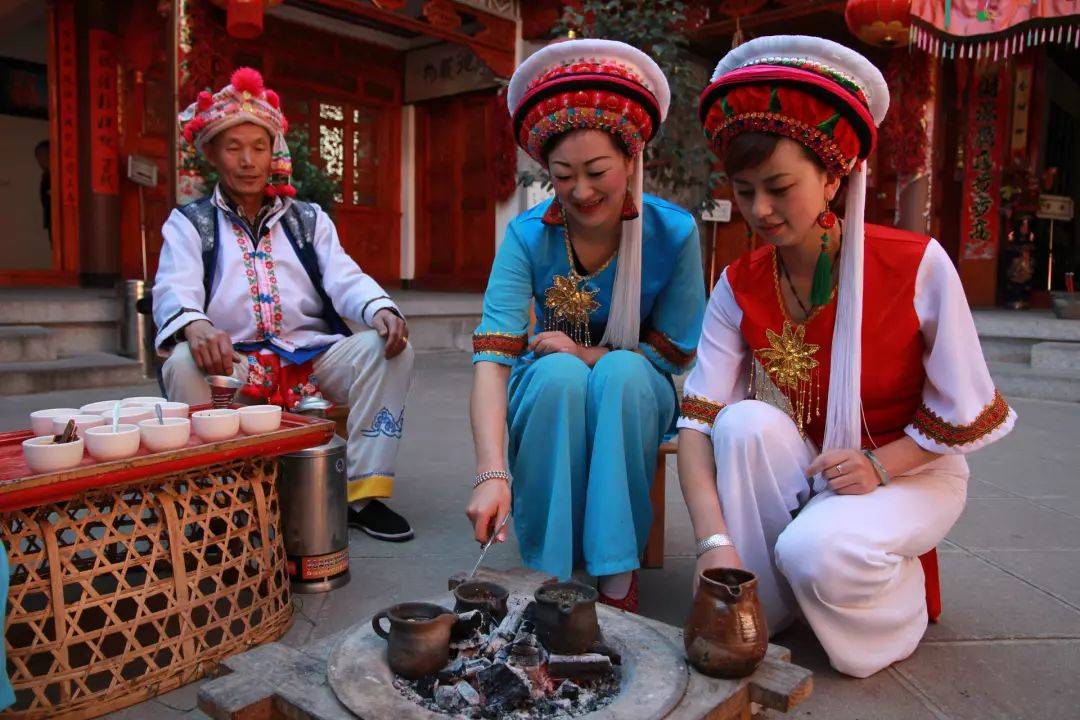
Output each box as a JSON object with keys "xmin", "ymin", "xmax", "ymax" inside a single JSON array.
[
  {"xmin": 372, "ymin": 308, "xmax": 409, "ymax": 358},
  {"xmin": 808, "ymin": 449, "xmax": 880, "ymax": 495},
  {"xmin": 466, "ymin": 476, "xmax": 511, "ymax": 544},
  {"xmin": 183, "ymin": 320, "xmax": 239, "ymax": 376},
  {"xmin": 694, "ymin": 546, "xmax": 743, "ymax": 593}
]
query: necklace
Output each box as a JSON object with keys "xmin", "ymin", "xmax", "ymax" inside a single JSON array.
[
  {"xmin": 776, "ymin": 252, "xmax": 811, "ymax": 320},
  {"xmin": 542, "ymin": 221, "xmax": 614, "ymax": 346}
]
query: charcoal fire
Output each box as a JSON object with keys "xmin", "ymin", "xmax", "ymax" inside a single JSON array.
[{"xmin": 393, "ymin": 595, "xmax": 621, "ymax": 718}]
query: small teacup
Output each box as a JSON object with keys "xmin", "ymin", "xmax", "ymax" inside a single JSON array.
[
  {"xmin": 51, "ymin": 414, "xmax": 105, "ymax": 436},
  {"xmin": 191, "ymin": 408, "xmax": 240, "ymax": 442},
  {"xmin": 29, "ymin": 408, "xmax": 80, "ymax": 437},
  {"xmin": 22, "ymin": 436, "xmax": 85, "ymax": 474},
  {"xmin": 79, "ymin": 399, "xmax": 122, "ymax": 415},
  {"xmin": 239, "ymin": 405, "xmax": 282, "ymax": 434},
  {"xmin": 139, "ymin": 418, "xmax": 191, "ymax": 452},
  {"xmin": 84, "ymin": 424, "xmax": 141, "ymax": 462}
]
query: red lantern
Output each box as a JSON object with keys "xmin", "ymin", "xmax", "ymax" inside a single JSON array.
[
  {"xmin": 208, "ymin": 0, "xmax": 283, "ymax": 40},
  {"xmin": 844, "ymin": 0, "xmax": 913, "ymax": 48}
]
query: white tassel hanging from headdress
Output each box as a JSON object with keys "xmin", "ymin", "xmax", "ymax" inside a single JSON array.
[
  {"xmin": 821, "ymin": 163, "xmax": 867, "ymax": 452},
  {"xmin": 599, "ymin": 152, "xmax": 644, "ymax": 349}
]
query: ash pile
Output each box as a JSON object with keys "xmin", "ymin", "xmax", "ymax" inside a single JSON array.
[{"xmin": 394, "ymin": 597, "xmax": 621, "ymax": 718}]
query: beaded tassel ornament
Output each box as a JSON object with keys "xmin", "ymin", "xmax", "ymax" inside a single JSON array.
[{"xmin": 810, "ymin": 205, "xmax": 837, "ymax": 307}]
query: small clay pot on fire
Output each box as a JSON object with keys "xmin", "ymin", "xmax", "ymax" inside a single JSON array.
[
  {"xmin": 533, "ymin": 581, "xmax": 599, "ymax": 655},
  {"xmin": 453, "ymin": 580, "xmax": 510, "ymax": 622},
  {"xmin": 372, "ymin": 602, "xmax": 457, "ymax": 680}
]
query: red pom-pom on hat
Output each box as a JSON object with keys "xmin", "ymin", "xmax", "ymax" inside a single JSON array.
[
  {"xmin": 263, "ymin": 184, "xmax": 279, "ymax": 197},
  {"xmin": 230, "ymin": 67, "xmax": 265, "ymax": 96},
  {"xmin": 197, "ymin": 90, "xmax": 213, "ymax": 111},
  {"xmin": 277, "ymin": 183, "xmax": 297, "ymax": 197},
  {"xmin": 280, "ymin": 116, "xmax": 289, "ymax": 134},
  {"xmin": 264, "ymin": 89, "xmax": 280, "ymax": 109}
]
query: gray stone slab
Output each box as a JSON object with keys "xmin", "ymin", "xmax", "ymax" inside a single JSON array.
[
  {"xmin": 965, "ymin": 478, "xmax": 1018, "ymax": 499},
  {"xmin": 153, "ymin": 681, "xmax": 203, "ymax": 713},
  {"xmin": 978, "ymin": 550, "xmax": 1080, "ymax": 610},
  {"xmin": 896, "ymin": 640, "xmax": 1080, "ymax": 720},
  {"xmin": 947, "ymin": 498, "xmax": 1080, "ymax": 551},
  {"xmin": 772, "ymin": 624, "xmax": 941, "ymax": 720},
  {"xmin": 1031, "ymin": 341, "xmax": 1080, "ymax": 371},
  {"xmin": 973, "ymin": 309, "xmax": 1080, "ymax": 341},
  {"xmin": 924, "ymin": 553, "xmax": 1080, "ymax": 642}
]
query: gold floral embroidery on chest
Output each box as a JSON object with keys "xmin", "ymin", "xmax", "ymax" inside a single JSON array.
[
  {"xmin": 753, "ymin": 321, "xmax": 822, "ymax": 433},
  {"xmin": 542, "ymin": 225, "xmax": 614, "ymax": 346}
]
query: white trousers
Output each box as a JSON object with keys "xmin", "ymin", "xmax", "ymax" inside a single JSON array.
[
  {"xmin": 711, "ymin": 400, "xmax": 968, "ymax": 678},
  {"xmin": 162, "ymin": 331, "xmax": 414, "ymax": 502}
]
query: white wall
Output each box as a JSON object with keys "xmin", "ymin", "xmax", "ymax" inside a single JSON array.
[
  {"xmin": 0, "ymin": 2, "xmax": 50, "ymax": 270},
  {"xmin": 0, "ymin": 114, "xmax": 51, "ymax": 269}
]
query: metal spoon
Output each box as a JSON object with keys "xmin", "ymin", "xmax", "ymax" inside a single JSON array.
[
  {"xmin": 468, "ymin": 512, "xmax": 512, "ymax": 580},
  {"xmin": 155, "ymin": 403, "xmax": 164, "ymax": 425}
]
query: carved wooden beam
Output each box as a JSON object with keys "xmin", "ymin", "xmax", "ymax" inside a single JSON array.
[{"xmin": 693, "ymin": 1, "xmax": 847, "ymax": 39}]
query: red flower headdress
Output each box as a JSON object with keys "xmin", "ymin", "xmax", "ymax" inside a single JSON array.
[{"xmin": 178, "ymin": 67, "xmax": 295, "ymax": 197}]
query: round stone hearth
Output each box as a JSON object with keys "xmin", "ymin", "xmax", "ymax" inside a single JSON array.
[{"xmin": 327, "ymin": 599, "xmax": 689, "ymax": 719}]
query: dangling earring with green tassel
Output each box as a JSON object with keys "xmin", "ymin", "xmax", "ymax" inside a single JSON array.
[{"xmin": 810, "ymin": 205, "xmax": 837, "ymax": 307}]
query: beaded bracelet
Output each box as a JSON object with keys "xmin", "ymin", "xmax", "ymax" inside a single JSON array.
[{"xmin": 472, "ymin": 470, "xmax": 512, "ymax": 489}]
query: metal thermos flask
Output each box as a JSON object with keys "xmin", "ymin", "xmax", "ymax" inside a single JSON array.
[{"xmin": 278, "ymin": 433, "xmax": 351, "ymax": 593}]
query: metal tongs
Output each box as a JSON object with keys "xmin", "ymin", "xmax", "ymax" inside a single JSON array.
[{"xmin": 468, "ymin": 512, "xmax": 512, "ymax": 580}]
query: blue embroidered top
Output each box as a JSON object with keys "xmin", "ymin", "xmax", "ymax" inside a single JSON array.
[{"xmin": 473, "ymin": 194, "xmax": 706, "ymax": 376}]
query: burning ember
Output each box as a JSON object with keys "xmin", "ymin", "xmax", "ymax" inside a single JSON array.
[{"xmin": 393, "ymin": 595, "xmax": 621, "ymax": 718}]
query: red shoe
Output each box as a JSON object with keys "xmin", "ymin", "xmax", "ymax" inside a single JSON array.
[{"xmin": 597, "ymin": 571, "xmax": 638, "ymax": 613}]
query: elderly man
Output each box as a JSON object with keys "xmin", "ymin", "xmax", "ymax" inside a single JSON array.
[{"xmin": 153, "ymin": 68, "xmax": 414, "ymax": 541}]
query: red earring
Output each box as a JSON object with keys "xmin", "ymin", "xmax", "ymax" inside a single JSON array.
[
  {"xmin": 621, "ymin": 183, "xmax": 639, "ymax": 221},
  {"xmin": 542, "ymin": 196, "xmax": 565, "ymax": 225},
  {"xmin": 816, "ymin": 208, "xmax": 837, "ymax": 229}
]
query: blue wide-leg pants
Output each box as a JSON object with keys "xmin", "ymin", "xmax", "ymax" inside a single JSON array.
[{"xmin": 506, "ymin": 350, "xmax": 675, "ymax": 580}]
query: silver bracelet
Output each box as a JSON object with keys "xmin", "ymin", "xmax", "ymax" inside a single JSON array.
[
  {"xmin": 862, "ymin": 449, "xmax": 890, "ymax": 486},
  {"xmin": 473, "ymin": 470, "xmax": 512, "ymax": 489},
  {"xmin": 695, "ymin": 533, "xmax": 734, "ymax": 558}
]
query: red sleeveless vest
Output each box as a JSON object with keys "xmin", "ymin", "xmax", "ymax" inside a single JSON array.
[{"xmin": 726, "ymin": 224, "xmax": 929, "ymax": 450}]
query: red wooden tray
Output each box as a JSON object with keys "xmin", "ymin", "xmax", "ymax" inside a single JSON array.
[{"xmin": 0, "ymin": 405, "xmax": 335, "ymax": 512}]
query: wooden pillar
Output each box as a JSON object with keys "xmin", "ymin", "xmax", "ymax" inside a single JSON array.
[{"xmin": 78, "ymin": 0, "xmax": 121, "ymax": 286}]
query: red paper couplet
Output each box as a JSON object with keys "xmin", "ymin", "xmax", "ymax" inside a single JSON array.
[{"xmin": 88, "ymin": 29, "xmax": 119, "ymax": 196}]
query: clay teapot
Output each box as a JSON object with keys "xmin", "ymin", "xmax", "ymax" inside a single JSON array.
[
  {"xmin": 372, "ymin": 602, "xmax": 457, "ymax": 680},
  {"xmin": 684, "ymin": 568, "xmax": 768, "ymax": 679},
  {"xmin": 453, "ymin": 580, "xmax": 509, "ymax": 621},
  {"xmin": 532, "ymin": 581, "xmax": 599, "ymax": 654}
]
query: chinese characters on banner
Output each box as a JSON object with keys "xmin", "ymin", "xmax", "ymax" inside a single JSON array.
[
  {"xmin": 960, "ymin": 62, "xmax": 1008, "ymax": 261},
  {"xmin": 88, "ymin": 30, "xmax": 119, "ymax": 196},
  {"xmin": 57, "ymin": 3, "xmax": 78, "ymax": 209}
]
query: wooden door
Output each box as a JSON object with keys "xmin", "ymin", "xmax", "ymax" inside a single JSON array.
[
  {"xmin": 414, "ymin": 91, "xmax": 497, "ymax": 291},
  {"xmin": 281, "ymin": 92, "xmax": 401, "ymax": 285}
]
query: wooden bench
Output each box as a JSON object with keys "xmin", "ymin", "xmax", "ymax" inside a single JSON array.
[{"xmin": 642, "ymin": 437, "xmax": 942, "ymax": 622}]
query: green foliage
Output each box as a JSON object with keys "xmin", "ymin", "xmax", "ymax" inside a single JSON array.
[
  {"xmin": 192, "ymin": 128, "xmax": 341, "ymax": 213},
  {"xmin": 551, "ymin": 0, "xmax": 719, "ymax": 211}
]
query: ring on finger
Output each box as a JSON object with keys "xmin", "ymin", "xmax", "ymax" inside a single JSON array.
[{"xmin": 834, "ymin": 463, "xmax": 844, "ymax": 475}]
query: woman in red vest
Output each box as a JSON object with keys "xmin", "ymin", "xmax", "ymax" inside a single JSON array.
[{"xmin": 677, "ymin": 36, "xmax": 1016, "ymax": 677}]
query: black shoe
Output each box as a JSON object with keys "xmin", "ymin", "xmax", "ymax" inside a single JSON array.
[{"xmin": 348, "ymin": 500, "xmax": 414, "ymax": 542}]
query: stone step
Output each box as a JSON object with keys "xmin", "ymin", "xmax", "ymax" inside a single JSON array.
[
  {"xmin": 1030, "ymin": 342, "xmax": 1080, "ymax": 371},
  {"xmin": 0, "ymin": 353, "xmax": 147, "ymax": 396},
  {"xmin": 0, "ymin": 325, "xmax": 54, "ymax": 363},
  {"xmin": 979, "ymin": 336, "xmax": 1039, "ymax": 364},
  {"xmin": 973, "ymin": 309, "xmax": 1080, "ymax": 342},
  {"xmin": 0, "ymin": 288, "xmax": 123, "ymax": 356},
  {"xmin": 987, "ymin": 361, "xmax": 1080, "ymax": 403}
]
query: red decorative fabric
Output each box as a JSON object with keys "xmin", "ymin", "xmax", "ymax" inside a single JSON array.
[
  {"xmin": 726, "ymin": 224, "xmax": 929, "ymax": 450},
  {"xmin": 920, "ymin": 548, "xmax": 942, "ymax": 622},
  {"xmin": 641, "ymin": 328, "xmax": 696, "ymax": 372},
  {"xmin": 240, "ymin": 352, "xmax": 322, "ymax": 411}
]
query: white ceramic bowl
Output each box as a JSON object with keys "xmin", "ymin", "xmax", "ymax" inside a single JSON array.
[
  {"xmin": 121, "ymin": 396, "xmax": 167, "ymax": 407},
  {"xmin": 139, "ymin": 418, "xmax": 191, "ymax": 452},
  {"xmin": 84, "ymin": 424, "xmax": 142, "ymax": 462},
  {"xmin": 239, "ymin": 405, "xmax": 283, "ymax": 434},
  {"xmin": 29, "ymin": 408, "xmax": 80, "ymax": 437},
  {"xmin": 79, "ymin": 400, "xmax": 123, "ymax": 415},
  {"xmin": 50, "ymin": 414, "xmax": 106, "ymax": 436},
  {"xmin": 99, "ymin": 406, "xmax": 154, "ymax": 425},
  {"xmin": 191, "ymin": 409, "xmax": 240, "ymax": 442},
  {"xmin": 22, "ymin": 436, "xmax": 85, "ymax": 474},
  {"xmin": 152, "ymin": 401, "xmax": 189, "ymax": 419}
]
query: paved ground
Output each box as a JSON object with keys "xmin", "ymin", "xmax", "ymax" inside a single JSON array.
[{"xmin": 4, "ymin": 351, "xmax": 1078, "ymax": 720}]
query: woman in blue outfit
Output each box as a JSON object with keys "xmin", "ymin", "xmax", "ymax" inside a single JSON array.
[{"xmin": 466, "ymin": 39, "xmax": 705, "ymax": 611}]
